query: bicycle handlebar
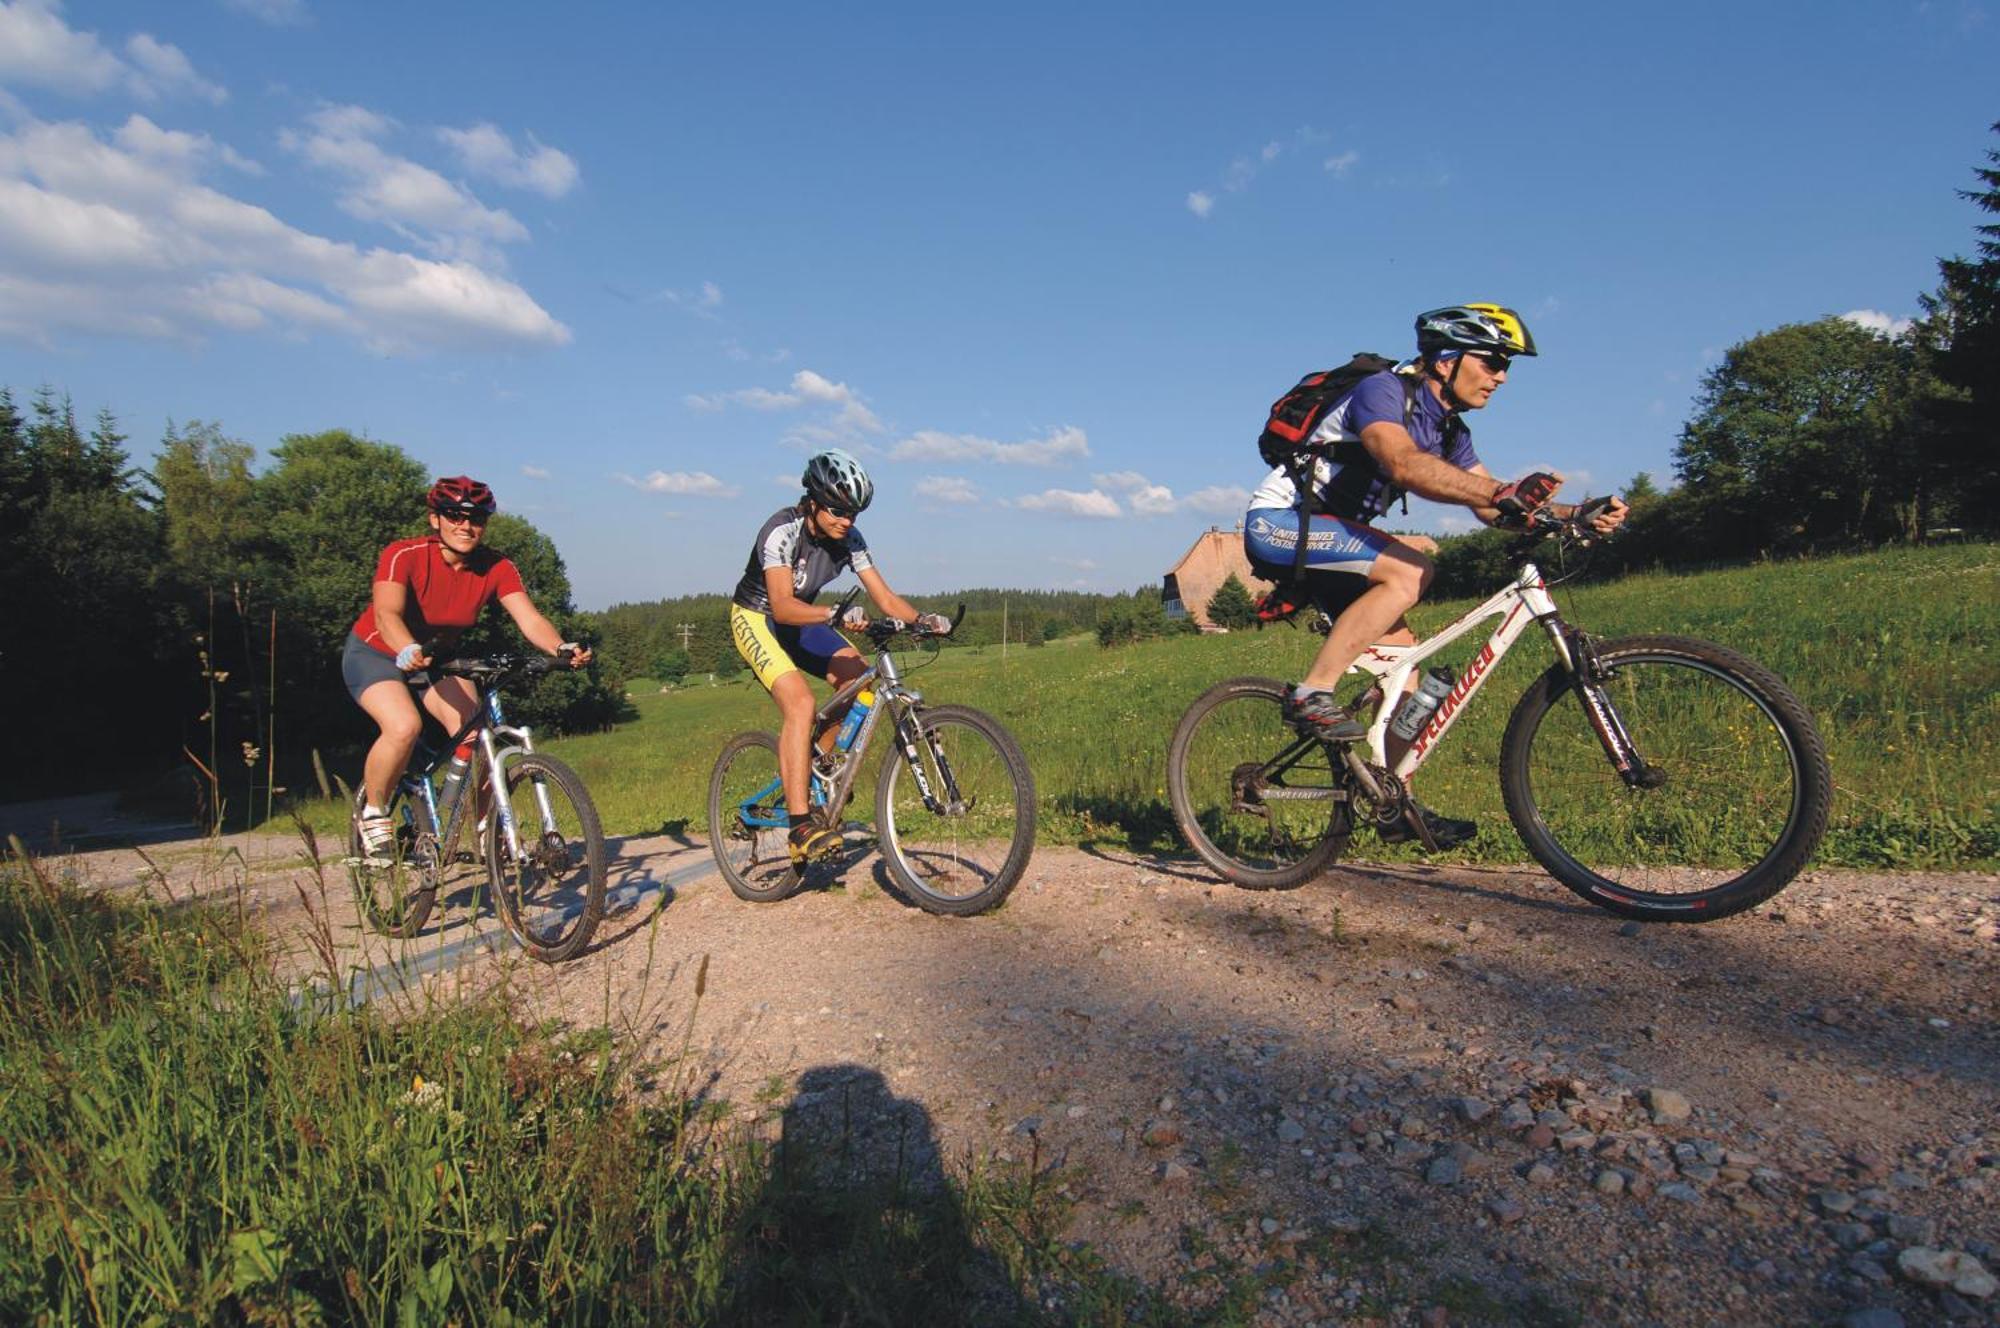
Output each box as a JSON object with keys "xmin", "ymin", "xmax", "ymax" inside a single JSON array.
[{"xmin": 864, "ymin": 602, "xmax": 965, "ymax": 647}]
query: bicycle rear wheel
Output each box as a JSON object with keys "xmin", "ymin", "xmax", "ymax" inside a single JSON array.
[
  {"xmin": 484, "ymin": 753, "xmax": 606, "ymax": 963},
  {"xmin": 1167, "ymin": 677, "xmax": 1350, "ymax": 890},
  {"xmin": 1500, "ymin": 634, "xmax": 1831, "ymax": 921},
  {"xmin": 707, "ymin": 731, "xmax": 809, "ymax": 902},
  {"xmin": 875, "ymin": 703, "xmax": 1036, "ymax": 916},
  {"xmin": 347, "ymin": 785, "xmax": 438, "ymax": 937}
]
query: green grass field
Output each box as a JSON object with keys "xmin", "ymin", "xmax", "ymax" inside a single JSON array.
[{"xmin": 305, "ymin": 542, "xmax": 1999, "ymax": 870}]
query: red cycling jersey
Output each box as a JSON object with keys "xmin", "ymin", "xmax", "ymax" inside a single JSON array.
[{"xmin": 351, "ymin": 536, "xmax": 526, "ymax": 657}]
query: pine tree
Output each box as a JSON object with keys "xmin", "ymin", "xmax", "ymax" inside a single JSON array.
[{"xmin": 1206, "ymin": 573, "xmax": 1258, "ymax": 630}]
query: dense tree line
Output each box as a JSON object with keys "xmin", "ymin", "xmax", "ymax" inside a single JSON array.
[
  {"xmin": 587, "ymin": 584, "xmax": 1103, "ymax": 682},
  {"xmin": 2, "ymin": 404, "xmax": 617, "ymax": 817}
]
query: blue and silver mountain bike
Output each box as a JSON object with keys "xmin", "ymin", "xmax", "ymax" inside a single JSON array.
[{"xmin": 706, "ymin": 591, "xmax": 1035, "ymax": 916}]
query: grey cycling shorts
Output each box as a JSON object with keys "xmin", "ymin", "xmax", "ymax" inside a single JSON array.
[{"xmin": 341, "ymin": 632, "xmax": 432, "ymax": 704}]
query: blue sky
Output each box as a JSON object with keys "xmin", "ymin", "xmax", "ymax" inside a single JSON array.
[{"xmin": 1, "ymin": 1, "xmax": 1994, "ymax": 608}]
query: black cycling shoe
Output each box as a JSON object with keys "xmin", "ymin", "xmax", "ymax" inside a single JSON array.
[
  {"xmin": 1282, "ymin": 686, "xmax": 1365, "ymax": 741},
  {"xmin": 1377, "ymin": 803, "xmax": 1477, "ymax": 850}
]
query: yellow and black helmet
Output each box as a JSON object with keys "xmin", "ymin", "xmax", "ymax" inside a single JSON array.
[{"xmin": 1415, "ymin": 304, "xmax": 1538, "ymax": 359}]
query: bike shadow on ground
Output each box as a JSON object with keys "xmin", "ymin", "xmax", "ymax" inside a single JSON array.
[
  {"xmin": 1073, "ymin": 840, "xmax": 1601, "ymax": 918},
  {"xmin": 580, "ymin": 834, "xmax": 698, "ymax": 954},
  {"xmin": 715, "ymin": 1063, "xmax": 1029, "ymax": 1325}
]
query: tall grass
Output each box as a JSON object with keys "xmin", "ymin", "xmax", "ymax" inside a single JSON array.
[
  {"xmin": 297, "ymin": 543, "xmax": 1998, "ymax": 869},
  {"xmin": 0, "ymin": 847, "xmax": 1218, "ymax": 1325}
]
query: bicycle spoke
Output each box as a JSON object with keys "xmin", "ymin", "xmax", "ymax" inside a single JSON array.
[
  {"xmin": 1167, "ymin": 678, "xmax": 1347, "ymax": 889},
  {"xmin": 487, "ymin": 754, "xmax": 605, "ymax": 961},
  {"xmin": 1501, "ymin": 636, "xmax": 1829, "ymax": 918},
  {"xmin": 877, "ymin": 705, "xmax": 1034, "ymax": 915}
]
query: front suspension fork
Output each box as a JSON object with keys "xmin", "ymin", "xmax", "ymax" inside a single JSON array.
[{"xmin": 1562, "ymin": 630, "xmax": 1665, "ymax": 789}]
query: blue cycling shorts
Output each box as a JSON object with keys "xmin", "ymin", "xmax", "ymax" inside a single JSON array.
[{"xmin": 1243, "ymin": 508, "xmax": 1398, "ymax": 579}]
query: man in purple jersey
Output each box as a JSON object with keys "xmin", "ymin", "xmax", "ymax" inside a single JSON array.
[{"xmin": 1242, "ymin": 303, "xmax": 1628, "ymax": 849}]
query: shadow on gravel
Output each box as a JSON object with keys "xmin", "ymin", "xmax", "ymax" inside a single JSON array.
[
  {"xmin": 718, "ymin": 1064, "xmax": 1031, "ymax": 1326},
  {"xmin": 1164, "ymin": 865, "xmax": 1997, "ymax": 1096}
]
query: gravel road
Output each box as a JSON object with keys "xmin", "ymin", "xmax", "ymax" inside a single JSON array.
[{"xmin": 51, "ymin": 825, "xmax": 2000, "ymax": 1327}]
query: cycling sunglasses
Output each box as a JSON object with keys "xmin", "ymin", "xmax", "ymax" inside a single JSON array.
[
  {"xmin": 1469, "ymin": 352, "xmax": 1513, "ymax": 374},
  {"xmin": 437, "ymin": 509, "xmax": 491, "ymax": 526},
  {"xmin": 818, "ymin": 502, "xmax": 859, "ymax": 521}
]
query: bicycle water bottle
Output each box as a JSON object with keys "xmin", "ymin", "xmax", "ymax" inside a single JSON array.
[
  {"xmin": 1388, "ymin": 667, "xmax": 1457, "ymax": 742},
  {"xmin": 834, "ymin": 688, "xmax": 874, "ymax": 749},
  {"xmin": 437, "ymin": 738, "xmax": 476, "ymax": 808}
]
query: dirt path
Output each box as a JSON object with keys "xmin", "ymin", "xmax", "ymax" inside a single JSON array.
[{"xmin": 49, "ymin": 828, "xmax": 2000, "ymax": 1326}]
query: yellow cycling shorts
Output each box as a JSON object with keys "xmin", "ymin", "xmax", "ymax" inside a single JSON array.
[{"xmin": 730, "ymin": 603, "xmax": 849, "ymax": 691}]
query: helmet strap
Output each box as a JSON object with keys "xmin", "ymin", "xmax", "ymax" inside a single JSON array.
[{"xmin": 1441, "ymin": 354, "xmax": 1475, "ymax": 413}]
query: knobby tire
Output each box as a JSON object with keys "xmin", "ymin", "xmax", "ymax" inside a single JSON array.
[{"xmin": 1499, "ymin": 634, "xmax": 1830, "ymax": 921}]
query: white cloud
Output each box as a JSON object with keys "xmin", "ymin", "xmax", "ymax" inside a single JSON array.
[
  {"xmin": 1178, "ymin": 483, "xmax": 1252, "ymax": 516},
  {"xmin": 0, "ymin": 1, "xmax": 123, "ymax": 96},
  {"xmin": 1190, "ymin": 128, "xmax": 1349, "ymax": 217},
  {"xmin": 685, "ymin": 368, "xmax": 881, "ymax": 434},
  {"xmin": 521, "ymin": 464, "xmax": 551, "ymax": 480},
  {"xmin": 915, "ymin": 475, "xmax": 979, "ymax": 504},
  {"xmin": 1014, "ymin": 488, "xmax": 1121, "ymax": 518},
  {"xmin": 283, "ymin": 105, "xmax": 528, "ymax": 261},
  {"xmin": 123, "ymin": 33, "xmax": 226, "ymax": 105},
  {"xmin": 1, "ymin": 4, "xmax": 206, "ymax": 104},
  {"xmin": 1094, "ymin": 470, "xmax": 1248, "ymax": 518},
  {"xmin": 437, "ymin": 122, "xmax": 578, "ymax": 198},
  {"xmin": 1840, "ymin": 308, "xmax": 1913, "ymax": 339},
  {"xmin": 619, "ymin": 470, "xmax": 738, "ymax": 497},
  {"xmin": 0, "ymin": 2, "xmax": 224, "ymax": 103},
  {"xmin": 221, "ymin": 0, "xmax": 308, "ymax": 23},
  {"xmin": 0, "ymin": 114, "xmax": 569, "ymax": 351},
  {"xmin": 889, "ymin": 424, "xmax": 1087, "ymax": 466}
]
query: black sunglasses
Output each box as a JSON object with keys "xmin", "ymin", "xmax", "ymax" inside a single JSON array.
[
  {"xmin": 438, "ymin": 509, "xmax": 490, "ymax": 526},
  {"xmin": 1470, "ymin": 352, "xmax": 1512, "ymax": 373},
  {"xmin": 818, "ymin": 503, "xmax": 858, "ymax": 521}
]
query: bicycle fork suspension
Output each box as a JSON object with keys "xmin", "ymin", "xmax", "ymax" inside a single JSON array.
[
  {"xmin": 1559, "ymin": 630, "xmax": 1666, "ymax": 790},
  {"xmin": 893, "ymin": 708, "xmax": 961, "ymax": 815}
]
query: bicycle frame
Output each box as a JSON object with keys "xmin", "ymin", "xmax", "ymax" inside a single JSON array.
[
  {"xmin": 733, "ymin": 636, "xmax": 950, "ymax": 831},
  {"xmin": 398, "ymin": 677, "xmax": 548, "ymax": 865},
  {"xmin": 1345, "ymin": 560, "xmax": 1572, "ymax": 781}
]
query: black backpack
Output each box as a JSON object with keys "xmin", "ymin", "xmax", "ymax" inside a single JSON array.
[{"xmin": 1254, "ymin": 352, "xmax": 1461, "ymax": 583}]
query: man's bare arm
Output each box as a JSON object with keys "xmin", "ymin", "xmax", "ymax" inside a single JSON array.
[{"xmin": 1358, "ymin": 421, "xmax": 1504, "ymax": 510}]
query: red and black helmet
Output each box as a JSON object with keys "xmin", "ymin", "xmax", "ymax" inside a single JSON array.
[{"xmin": 427, "ymin": 475, "xmax": 496, "ymax": 517}]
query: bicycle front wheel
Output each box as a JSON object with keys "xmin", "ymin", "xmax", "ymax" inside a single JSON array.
[
  {"xmin": 1166, "ymin": 677, "xmax": 1350, "ymax": 890},
  {"xmin": 707, "ymin": 731, "xmax": 808, "ymax": 903},
  {"xmin": 1500, "ymin": 634, "xmax": 1831, "ymax": 921},
  {"xmin": 347, "ymin": 785, "xmax": 438, "ymax": 937},
  {"xmin": 484, "ymin": 753, "xmax": 606, "ymax": 963},
  {"xmin": 875, "ymin": 704, "xmax": 1036, "ymax": 916}
]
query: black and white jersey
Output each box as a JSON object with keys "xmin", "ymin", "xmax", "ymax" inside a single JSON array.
[{"xmin": 730, "ymin": 506, "xmax": 875, "ymax": 613}]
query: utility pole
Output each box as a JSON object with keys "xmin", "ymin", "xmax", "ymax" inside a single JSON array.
[{"xmin": 675, "ymin": 622, "xmax": 695, "ymax": 651}]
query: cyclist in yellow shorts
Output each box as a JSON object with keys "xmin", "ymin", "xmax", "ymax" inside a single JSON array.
[{"xmin": 728, "ymin": 449, "xmax": 949, "ymax": 864}]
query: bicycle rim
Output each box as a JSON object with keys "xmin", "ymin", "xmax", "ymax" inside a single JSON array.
[
  {"xmin": 347, "ymin": 787, "xmax": 437, "ymax": 937},
  {"xmin": 1167, "ymin": 678, "xmax": 1347, "ymax": 890},
  {"xmin": 876, "ymin": 705, "xmax": 1034, "ymax": 915},
  {"xmin": 487, "ymin": 754, "xmax": 606, "ymax": 962},
  {"xmin": 1502, "ymin": 638, "xmax": 1828, "ymax": 918},
  {"xmin": 707, "ymin": 732, "xmax": 809, "ymax": 902}
]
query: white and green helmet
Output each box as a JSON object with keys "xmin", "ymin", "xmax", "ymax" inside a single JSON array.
[{"xmin": 802, "ymin": 448, "xmax": 874, "ymax": 513}]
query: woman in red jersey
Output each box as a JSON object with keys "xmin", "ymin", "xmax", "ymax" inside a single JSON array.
[{"xmin": 341, "ymin": 476, "xmax": 591, "ymax": 857}]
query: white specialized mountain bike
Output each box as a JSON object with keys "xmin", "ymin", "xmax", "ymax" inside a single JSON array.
[{"xmin": 1166, "ymin": 504, "xmax": 1831, "ymax": 921}]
